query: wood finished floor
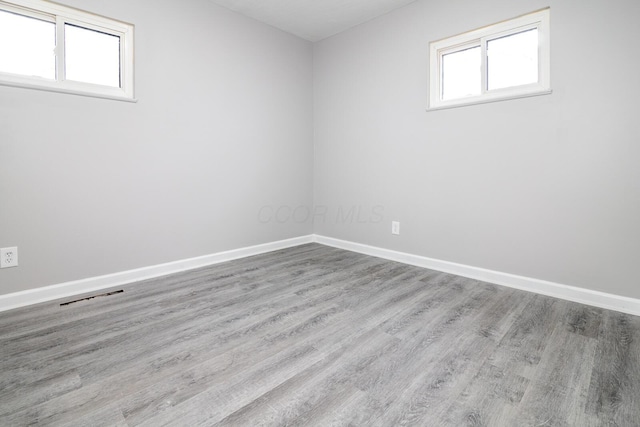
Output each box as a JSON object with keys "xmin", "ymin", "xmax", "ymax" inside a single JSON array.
[{"xmin": 1, "ymin": 243, "xmax": 639, "ymax": 426}]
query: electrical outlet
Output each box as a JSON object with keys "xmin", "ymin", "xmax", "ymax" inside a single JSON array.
[
  {"xmin": 0, "ymin": 247, "xmax": 18, "ymax": 268},
  {"xmin": 391, "ymin": 221, "xmax": 400, "ymax": 235}
]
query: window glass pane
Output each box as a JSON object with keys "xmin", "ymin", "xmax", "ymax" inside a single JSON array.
[
  {"xmin": 487, "ymin": 28, "xmax": 538, "ymax": 91},
  {"xmin": 65, "ymin": 24, "xmax": 120, "ymax": 87},
  {"xmin": 0, "ymin": 9, "xmax": 55, "ymax": 79},
  {"xmin": 441, "ymin": 46, "xmax": 481, "ymax": 100}
]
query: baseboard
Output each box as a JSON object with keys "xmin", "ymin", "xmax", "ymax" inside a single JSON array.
[
  {"xmin": 4, "ymin": 233, "xmax": 638, "ymax": 317},
  {"xmin": 0, "ymin": 235, "xmax": 314, "ymax": 313},
  {"xmin": 313, "ymin": 235, "xmax": 640, "ymax": 317}
]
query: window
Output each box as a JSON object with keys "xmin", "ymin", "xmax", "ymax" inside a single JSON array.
[
  {"xmin": 0, "ymin": 0, "xmax": 134, "ymax": 101},
  {"xmin": 429, "ymin": 9, "xmax": 550, "ymax": 110}
]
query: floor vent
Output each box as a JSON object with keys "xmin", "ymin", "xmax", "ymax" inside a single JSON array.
[{"xmin": 60, "ymin": 290, "xmax": 124, "ymax": 306}]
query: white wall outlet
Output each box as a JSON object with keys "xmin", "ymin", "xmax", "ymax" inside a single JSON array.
[
  {"xmin": 0, "ymin": 247, "xmax": 18, "ymax": 268},
  {"xmin": 391, "ymin": 221, "xmax": 400, "ymax": 235}
]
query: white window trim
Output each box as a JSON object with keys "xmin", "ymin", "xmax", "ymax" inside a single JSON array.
[
  {"xmin": 0, "ymin": 0, "xmax": 135, "ymax": 102},
  {"xmin": 428, "ymin": 8, "xmax": 550, "ymax": 111}
]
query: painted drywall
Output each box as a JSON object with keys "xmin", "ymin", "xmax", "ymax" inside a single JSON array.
[
  {"xmin": 0, "ymin": 0, "xmax": 314, "ymax": 295},
  {"xmin": 208, "ymin": 0, "xmax": 418, "ymax": 41},
  {"xmin": 313, "ymin": 0, "xmax": 640, "ymax": 298}
]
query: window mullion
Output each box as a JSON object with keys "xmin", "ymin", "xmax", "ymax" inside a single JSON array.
[
  {"xmin": 55, "ymin": 15, "xmax": 65, "ymax": 82},
  {"xmin": 480, "ymin": 36, "xmax": 488, "ymax": 95}
]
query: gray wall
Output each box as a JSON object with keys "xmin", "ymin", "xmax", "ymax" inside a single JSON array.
[
  {"xmin": 3, "ymin": 0, "xmax": 639, "ymax": 302},
  {"xmin": 314, "ymin": 0, "xmax": 640, "ymax": 298},
  {"xmin": 0, "ymin": 0, "xmax": 314, "ymax": 295}
]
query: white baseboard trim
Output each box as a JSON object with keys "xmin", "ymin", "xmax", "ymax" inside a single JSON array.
[
  {"xmin": 3, "ymin": 233, "xmax": 638, "ymax": 317},
  {"xmin": 313, "ymin": 235, "xmax": 640, "ymax": 317},
  {"xmin": 0, "ymin": 235, "xmax": 314, "ymax": 313}
]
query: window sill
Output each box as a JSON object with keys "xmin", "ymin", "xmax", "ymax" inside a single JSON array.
[
  {"xmin": 427, "ymin": 89, "xmax": 552, "ymax": 112},
  {"xmin": 0, "ymin": 80, "xmax": 138, "ymax": 103}
]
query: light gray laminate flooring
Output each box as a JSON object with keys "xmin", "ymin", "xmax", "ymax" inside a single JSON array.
[{"xmin": 1, "ymin": 243, "xmax": 639, "ymax": 426}]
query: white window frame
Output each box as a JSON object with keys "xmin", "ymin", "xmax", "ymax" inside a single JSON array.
[
  {"xmin": 428, "ymin": 8, "xmax": 550, "ymax": 110},
  {"xmin": 0, "ymin": 0, "xmax": 135, "ymax": 101}
]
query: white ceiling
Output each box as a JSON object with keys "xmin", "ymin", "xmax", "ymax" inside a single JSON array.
[{"xmin": 209, "ymin": 0, "xmax": 418, "ymax": 42}]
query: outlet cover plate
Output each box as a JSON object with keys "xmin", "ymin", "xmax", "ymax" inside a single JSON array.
[
  {"xmin": 0, "ymin": 247, "xmax": 18, "ymax": 268},
  {"xmin": 392, "ymin": 221, "xmax": 400, "ymax": 235}
]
